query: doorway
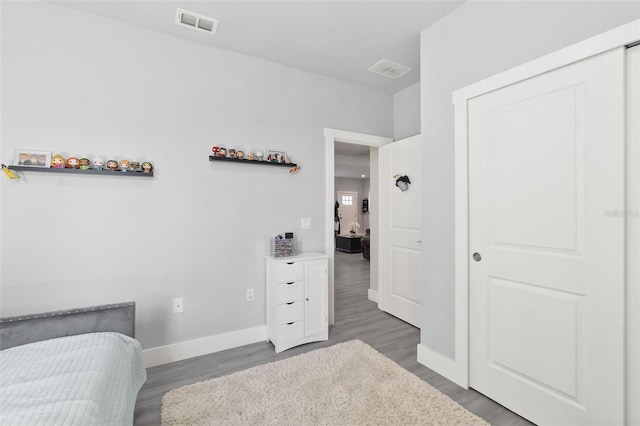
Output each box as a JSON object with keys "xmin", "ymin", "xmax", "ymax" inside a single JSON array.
[
  {"xmin": 337, "ymin": 191, "xmax": 358, "ymax": 235},
  {"xmin": 324, "ymin": 129, "xmax": 392, "ymax": 324}
]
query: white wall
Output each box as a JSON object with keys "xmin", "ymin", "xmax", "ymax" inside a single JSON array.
[
  {"xmin": 420, "ymin": 0, "xmax": 640, "ymax": 359},
  {"xmin": 0, "ymin": 2, "xmax": 392, "ymax": 351},
  {"xmin": 362, "ymin": 177, "xmax": 371, "ymax": 231},
  {"xmin": 369, "ymin": 147, "xmax": 379, "ymax": 293},
  {"xmin": 393, "ymin": 82, "xmax": 421, "ymax": 140}
]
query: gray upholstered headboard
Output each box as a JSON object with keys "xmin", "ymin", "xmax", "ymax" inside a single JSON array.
[{"xmin": 0, "ymin": 301, "xmax": 136, "ymax": 350}]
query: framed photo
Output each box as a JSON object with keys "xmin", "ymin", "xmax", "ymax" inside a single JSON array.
[
  {"xmin": 266, "ymin": 148, "xmax": 287, "ymax": 163},
  {"xmin": 14, "ymin": 149, "xmax": 51, "ymax": 168}
]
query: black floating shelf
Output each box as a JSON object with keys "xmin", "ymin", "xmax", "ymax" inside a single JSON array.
[
  {"xmin": 209, "ymin": 156, "xmax": 297, "ymax": 168},
  {"xmin": 8, "ymin": 165, "xmax": 153, "ymax": 177}
]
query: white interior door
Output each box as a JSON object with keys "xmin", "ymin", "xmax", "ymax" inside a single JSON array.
[
  {"xmin": 337, "ymin": 191, "xmax": 358, "ymax": 234},
  {"xmin": 379, "ymin": 135, "xmax": 421, "ymax": 327},
  {"xmin": 468, "ymin": 48, "xmax": 625, "ymax": 425}
]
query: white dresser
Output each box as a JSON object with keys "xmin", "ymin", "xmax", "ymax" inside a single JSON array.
[{"xmin": 266, "ymin": 252, "xmax": 329, "ymax": 353}]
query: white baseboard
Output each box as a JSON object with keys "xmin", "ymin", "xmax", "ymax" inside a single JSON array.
[
  {"xmin": 416, "ymin": 342, "xmax": 468, "ymax": 389},
  {"xmin": 143, "ymin": 325, "xmax": 267, "ymax": 368},
  {"xmin": 368, "ymin": 288, "xmax": 378, "ymax": 303}
]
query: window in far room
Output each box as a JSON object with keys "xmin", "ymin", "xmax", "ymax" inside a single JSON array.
[{"xmin": 341, "ymin": 194, "xmax": 353, "ymax": 206}]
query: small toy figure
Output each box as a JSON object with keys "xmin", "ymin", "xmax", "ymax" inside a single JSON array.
[
  {"xmin": 130, "ymin": 161, "xmax": 141, "ymax": 172},
  {"xmin": 93, "ymin": 158, "xmax": 104, "ymax": 170},
  {"xmin": 79, "ymin": 158, "xmax": 91, "ymax": 170},
  {"xmin": 394, "ymin": 175, "xmax": 411, "ymax": 192},
  {"xmin": 51, "ymin": 154, "xmax": 65, "ymax": 168},
  {"xmin": 284, "ymin": 156, "xmax": 291, "ymax": 165},
  {"xmin": 107, "ymin": 160, "xmax": 118, "ymax": 171},
  {"xmin": 256, "ymin": 151, "xmax": 264, "ymax": 161},
  {"xmin": 219, "ymin": 147, "xmax": 227, "ymax": 157},
  {"xmin": 228, "ymin": 149, "xmax": 236, "ymax": 159},
  {"xmin": 236, "ymin": 150, "xmax": 244, "ymax": 160},
  {"xmin": 66, "ymin": 157, "xmax": 80, "ymax": 169},
  {"xmin": 142, "ymin": 161, "xmax": 153, "ymax": 173},
  {"xmin": 212, "ymin": 146, "xmax": 220, "ymax": 157},
  {"xmin": 119, "ymin": 160, "xmax": 130, "ymax": 172},
  {"xmin": 289, "ymin": 165, "xmax": 300, "ymax": 174},
  {"xmin": 1, "ymin": 164, "xmax": 21, "ymax": 180},
  {"xmin": 247, "ymin": 152, "xmax": 255, "ymax": 161}
]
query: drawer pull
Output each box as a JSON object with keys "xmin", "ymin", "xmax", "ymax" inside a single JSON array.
[
  {"xmin": 287, "ymin": 302, "xmax": 294, "ymax": 305},
  {"xmin": 287, "ymin": 262, "xmax": 295, "ymax": 265},
  {"xmin": 287, "ymin": 322, "xmax": 295, "ymax": 325},
  {"xmin": 286, "ymin": 282, "xmax": 294, "ymax": 285}
]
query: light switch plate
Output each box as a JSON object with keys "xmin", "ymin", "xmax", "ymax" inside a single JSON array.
[{"xmin": 301, "ymin": 218, "xmax": 311, "ymax": 229}]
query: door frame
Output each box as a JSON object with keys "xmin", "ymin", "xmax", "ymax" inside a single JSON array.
[
  {"xmin": 324, "ymin": 128, "xmax": 392, "ymax": 325},
  {"xmin": 445, "ymin": 19, "xmax": 640, "ymax": 421}
]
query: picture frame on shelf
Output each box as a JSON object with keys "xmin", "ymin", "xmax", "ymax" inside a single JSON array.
[
  {"xmin": 266, "ymin": 148, "xmax": 287, "ymax": 163},
  {"xmin": 13, "ymin": 149, "xmax": 51, "ymax": 168}
]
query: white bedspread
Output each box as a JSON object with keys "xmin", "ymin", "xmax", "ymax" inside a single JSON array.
[{"xmin": 0, "ymin": 332, "xmax": 147, "ymax": 425}]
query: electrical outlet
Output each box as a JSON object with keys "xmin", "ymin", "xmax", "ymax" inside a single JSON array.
[
  {"xmin": 246, "ymin": 288, "xmax": 254, "ymax": 302},
  {"xmin": 173, "ymin": 298, "xmax": 184, "ymax": 314}
]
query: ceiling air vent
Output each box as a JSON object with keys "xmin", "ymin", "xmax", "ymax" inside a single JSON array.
[
  {"xmin": 176, "ymin": 8, "xmax": 219, "ymax": 35},
  {"xmin": 368, "ymin": 59, "xmax": 412, "ymax": 80}
]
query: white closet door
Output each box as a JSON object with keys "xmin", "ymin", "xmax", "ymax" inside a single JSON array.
[{"xmin": 468, "ymin": 48, "xmax": 625, "ymax": 425}]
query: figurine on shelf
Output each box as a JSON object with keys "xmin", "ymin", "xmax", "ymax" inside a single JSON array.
[
  {"xmin": 51, "ymin": 154, "xmax": 65, "ymax": 168},
  {"xmin": 284, "ymin": 156, "xmax": 291, "ymax": 165},
  {"xmin": 236, "ymin": 150, "xmax": 244, "ymax": 160},
  {"xmin": 93, "ymin": 158, "xmax": 105, "ymax": 171},
  {"xmin": 119, "ymin": 160, "xmax": 130, "ymax": 172},
  {"xmin": 247, "ymin": 151, "xmax": 255, "ymax": 161},
  {"xmin": 79, "ymin": 158, "xmax": 91, "ymax": 170},
  {"xmin": 130, "ymin": 161, "xmax": 141, "ymax": 172},
  {"xmin": 142, "ymin": 161, "xmax": 153, "ymax": 173},
  {"xmin": 228, "ymin": 149, "xmax": 236, "ymax": 159},
  {"xmin": 219, "ymin": 147, "xmax": 227, "ymax": 157},
  {"xmin": 256, "ymin": 151, "xmax": 264, "ymax": 162},
  {"xmin": 212, "ymin": 146, "xmax": 220, "ymax": 157},
  {"xmin": 66, "ymin": 157, "xmax": 80, "ymax": 169},
  {"xmin": 107, "ymin": 160, "xmax": 118, "ymax": 171}
]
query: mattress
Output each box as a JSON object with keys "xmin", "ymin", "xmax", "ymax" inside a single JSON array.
[{"xmin": 0, "ymin": 332, "xmax": 147, "ymax": 425}]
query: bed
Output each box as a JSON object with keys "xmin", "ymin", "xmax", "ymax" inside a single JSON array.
[{"xmin": 0, "ymin": 302, "xmax": 147, "ymax": 425}]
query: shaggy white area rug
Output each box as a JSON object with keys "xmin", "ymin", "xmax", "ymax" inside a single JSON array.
[{"xmin": 161, "ymin": 340, "xmax": 487, "ymax": 425}]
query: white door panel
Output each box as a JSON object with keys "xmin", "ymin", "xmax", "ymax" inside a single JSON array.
[
  {"xmin": 627, "ymin": 43, "xmax": 640, "ymax": 426},
  {"xmin": 380, "ymin": 135, "xmax": 421, "ymax": 327},
  {"xmin": 305, "ymin": 259, "xmax": 327, "ymax": 337},
  {"xmin": 469, "ymin": 48, "xmax": 625, "ymax": 425},
  {"xmin": 389, "ymin": 246, "xmax": 421, "ymax": 305}
]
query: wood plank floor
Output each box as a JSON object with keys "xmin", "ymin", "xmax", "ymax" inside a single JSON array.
[{"xmin": 134, "ymin": 251, "xmax": 532, "ymax": 425}]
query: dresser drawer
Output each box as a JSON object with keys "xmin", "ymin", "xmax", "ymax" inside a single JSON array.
[
  {"xmin": 278, "ymin": 321, "xmax": 304, "ymax": 343},
  {"xmin": 278, "ymin": 301, "xmax": 304, "ymax": 324},
  {"xmin": 278, "ymin": 282, "xmax": 304, "ymax": 303},
  {"xmin": 276, "ymin": 261, "xmax": 304, "ymax": 283}
]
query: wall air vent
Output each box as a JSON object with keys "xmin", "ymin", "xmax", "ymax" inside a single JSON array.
[
  {"xmin": 367, "ymin": 59, "xmax": 412, "ymax": 80},
  {"xmin": 175, "ymin": 8, "xmax": 219, "ymax": 35}
]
